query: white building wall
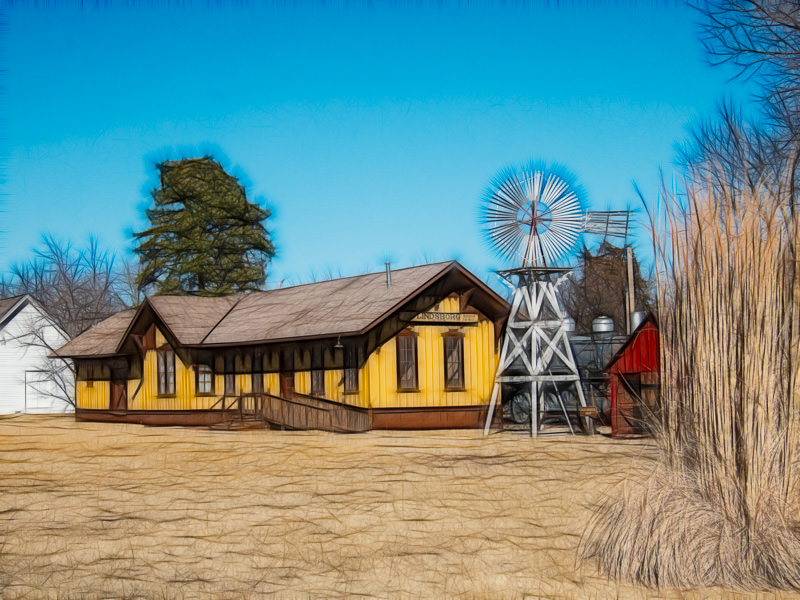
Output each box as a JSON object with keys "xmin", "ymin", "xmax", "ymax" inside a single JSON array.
[{"xmin": 0, "ymin": 302, "xmax": 74, "ymax": 414}]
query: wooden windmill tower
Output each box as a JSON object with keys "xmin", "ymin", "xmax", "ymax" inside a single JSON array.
[{"xmin": 481, "ymin": 166, "xmax": 630, "ymax": 436}]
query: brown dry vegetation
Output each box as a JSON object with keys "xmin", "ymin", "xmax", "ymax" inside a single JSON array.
[
  {"xmin": 582, "ymin": 173, "xmax": 800, "ymax": 589},
  {"xmin": 0, "ymin": 415, "xmax": 797, "ymax": 599}
]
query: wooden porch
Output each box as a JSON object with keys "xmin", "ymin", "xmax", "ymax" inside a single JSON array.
[{"xmin": 209, "ymin": 391, "xmax": 372, "ymax": 433}]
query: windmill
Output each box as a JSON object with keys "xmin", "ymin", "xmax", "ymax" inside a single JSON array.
[{"xmin": 481, "ymin": 165, "xmax": 630, "ymax": 436}]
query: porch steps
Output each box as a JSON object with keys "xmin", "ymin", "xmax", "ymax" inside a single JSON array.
[{"xmin": 208, "ymin": 416, "xmax": 269, "ymax": 431}]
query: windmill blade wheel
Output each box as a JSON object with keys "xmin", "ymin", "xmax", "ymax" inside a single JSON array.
[{"xmin": 481, "ymin": 167, "xmax": 585, "ymax": 268}]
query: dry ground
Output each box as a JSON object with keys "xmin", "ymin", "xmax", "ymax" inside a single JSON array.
[{"xmin": 0, "ymin": 415, "xmax": 797, "ymax": 600}]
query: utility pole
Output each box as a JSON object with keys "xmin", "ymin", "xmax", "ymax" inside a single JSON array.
[{"xmin": 626, "ymin": 245, "xmax": 635, "ymax": 334}]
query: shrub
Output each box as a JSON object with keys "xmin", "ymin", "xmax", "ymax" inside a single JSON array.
[{"xmin": 581, "ymin": 171, "xmax": 800, "ymax": 589}]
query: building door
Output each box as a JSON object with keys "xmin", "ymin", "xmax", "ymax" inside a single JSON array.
[
  {"xmin": 280, "ymin": 372, "xmax": 294, "ymax": 398},
  {"xmin": 279, "ymin": 349, "xmax": 294, "ymax": 398},
  {"xmin": 110, "ymin": 380, "xmax": 127, "ymax": 411}
]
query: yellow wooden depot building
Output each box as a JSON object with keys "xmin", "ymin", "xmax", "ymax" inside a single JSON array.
[{"xmin": 55, "ymin": 262, "xmax": 509, "ymax": 429}]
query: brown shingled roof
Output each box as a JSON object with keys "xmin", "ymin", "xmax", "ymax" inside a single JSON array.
[
  {"xmin": 53, "ymin": 310, "xmax": 136, "ymax": 358},
  {"xmin": 148, "ymin": 295, "xmax": 238, "ymax": 345},
  {"xmin": 201, "ymin": 262, "xmax": 454, "ymax": 345},
  {"xmin": 55, "ymin": 261, "xmax": 508, "ymax": 357}
]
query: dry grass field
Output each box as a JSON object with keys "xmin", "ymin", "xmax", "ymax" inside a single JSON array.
[{"xmin": 0, "ymin": 414, "xmax": 797, "ymax": 600}]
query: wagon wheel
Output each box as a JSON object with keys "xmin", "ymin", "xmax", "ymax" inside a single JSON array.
[{"xmin": 509, "ymin": 390, "xmax": 531, "ymax": 424}]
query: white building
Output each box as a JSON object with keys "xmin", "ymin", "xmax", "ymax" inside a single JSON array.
[{"xmin": 0, "ymin": 295, "xmax": 74, "ymax": 414}]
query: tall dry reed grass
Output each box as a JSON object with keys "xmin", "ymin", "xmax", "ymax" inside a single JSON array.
[{"xmin": 582, "ymin": 171, "xmax": 800, "ymax": 589}]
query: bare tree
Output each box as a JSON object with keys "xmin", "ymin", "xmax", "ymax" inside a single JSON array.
[
  {"xmin": 1, "ymin": 237, "xmax": 142, "ymax": 409},
  {"xmin": 679, "ymin": 103, "xmax": 775, "ymax": 199},
  {"xmin": 688, "ymin": 1, "xmax": 800, "ymax": 211},
  {"xmin": 560, "ymin": 242, "xmax": 654, "ymax": 335},
  {"xmin": 701, "ymin": 0, "xmax": 800, "ymax": 128},
  {"xmin": 1, "ymin": 235, "xmax": 128, "ymax": 338},
  {"xmin": 115, "ymin": 258, "xmax": 150, "ymax": 309}
]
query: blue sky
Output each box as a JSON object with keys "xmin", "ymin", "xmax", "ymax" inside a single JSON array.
[{"xmin": 2, "ymin": 3, "xmax": 753, "ymax": 289}]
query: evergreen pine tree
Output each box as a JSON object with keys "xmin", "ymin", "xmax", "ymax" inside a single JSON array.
[{"xmin": 134, "ymin": 157, "xmax": 275, "ymax": 296}]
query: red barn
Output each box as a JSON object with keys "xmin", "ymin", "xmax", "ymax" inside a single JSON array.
[{"xmin": 605, "ymin": 313, "xmax": 660, "ymax": 438}]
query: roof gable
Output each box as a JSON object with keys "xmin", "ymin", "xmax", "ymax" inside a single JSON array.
[
  {"xmin": 148, "ymin": 295, "xmax": 238, "ymax": 345},
  {"xmin": 605, "ymin": 312, "xmax": 659, "ymax": 372},
  {"xmin": 0, "ymin": 295, "xmax": 67, "ymax": 341},
  {"xmin": 0, "ymin": 295, "xmax": 29, "ymax": 331}
]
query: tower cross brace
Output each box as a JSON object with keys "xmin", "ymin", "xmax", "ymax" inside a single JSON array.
[{"xmin": 483, "ymin": 267, "xmax": 593, "ymax": 436}]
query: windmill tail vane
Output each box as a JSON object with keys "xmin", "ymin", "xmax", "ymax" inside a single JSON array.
[{"xmin": 583, "ymin": 210, "xmax": 631, "ymax": 241}]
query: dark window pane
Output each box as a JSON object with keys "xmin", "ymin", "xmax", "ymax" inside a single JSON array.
[
  {"xmin": 344, "ymin": 345, "xmax": 358, "ymax": 394},
  {"xmin": 311, "ymin": 345, "xmax": 323, "ymax": 369},
  {"xmin": 396, "ymin": 332, "xmax": 418, "ymax": 390},
  {"xmin": 444, "ymin": 335, "xmax": 464, "ymax": 390},
  {"xmin": 167, "ymin": 352, "xmax": 175, "ymax": 394},
  {"xmin": 157, "ymin": 351, "xmax": 165, "ymax": 394},
  {"xmin": 344, "ymin": 368, "xmax": 358, "ymax": 393},
  {"xmin": 197, "ymin": 364, "xmax": 213, "ymax": 395},
  {"xmin": 225, "ymin": 356, "xmax": 236, "ymax": 395},
  {"xmin": 157, "ymin": 349, "xmax": 176, "ymax": 395}
]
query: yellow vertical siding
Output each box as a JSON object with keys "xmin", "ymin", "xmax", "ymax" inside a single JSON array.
[
  {"xmin": 298, "ymin": 297, "xmax": 498, "ymax": 410},
  {"xmin": 325, "ymin": 369, "xmax": 344, "ymax": 403},
  {"xmin": 295, "ymin": 371, "xmax": 310, "ymax": 395},
  {"xmin": 75, "ymin": 361, "xmax": 113, "ymax": 409},
  {"xmin": 291, "ymin": 368, "xmax": 365, "ymax": 407},
  {"xmin": 127, "ymin": 327, "xmax": 218, "ymax": 411},
  {"xmin": 287, "ymin": 366, "xmax": 369, "ymax": 407},
  {"xmin": 75, "ymin": 296, "xmax": 499, "ymax": 414},
  {"xmin": 264, "ymin": 373, "xmax": 279, "ymax": 395},
  {"xmin": 127, "ymin": 378, "xmax": 141, "ymax": 406},
  {"xmin": 234, "ymin": 355, "xmax": 248, "ymax": 395},
  {"xmin": 76, "ymin": 380, "xmax": 110, "ymax": 409}
]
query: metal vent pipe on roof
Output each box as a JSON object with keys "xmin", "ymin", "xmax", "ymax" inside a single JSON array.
[
  {"xmin": 385, "ymin": 261, "xmax": 391, "ymax": 288},
  {"xmin": 630, "ymin": 311, "xmax": 647, "ymax": 331}
]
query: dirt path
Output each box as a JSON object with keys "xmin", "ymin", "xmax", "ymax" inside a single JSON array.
[{"xmin": 0, "ymin": 415, "xmax": 795, "ymax": 599}]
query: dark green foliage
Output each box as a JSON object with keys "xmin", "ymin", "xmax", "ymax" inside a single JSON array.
[{"xmin": 134, "ymin": 157, "xmax": 275, "ymax": 296}]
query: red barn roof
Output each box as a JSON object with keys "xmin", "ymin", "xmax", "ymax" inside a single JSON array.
[{"xmin": 606, "ymin": 312, "xmax": 659, "ymax": 374}]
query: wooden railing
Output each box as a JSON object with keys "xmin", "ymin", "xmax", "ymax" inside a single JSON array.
[
  {"xmin": 208, "ymin": 394, "xmax": 264, "ymax": 421},
  {"xmin": 209, "ymin": 394, "xmax": 237, "ymax": 412},
  {"xmin": 208, "ymin": 391, "xmax": 371, "ymax": 432},
  {"xmin": 262, "ymin": 392, "xmax": 372, "ymax": 433},
  {"xmin": 238, "ymin": 393, "xmax": 264, "ymax": 418}
]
